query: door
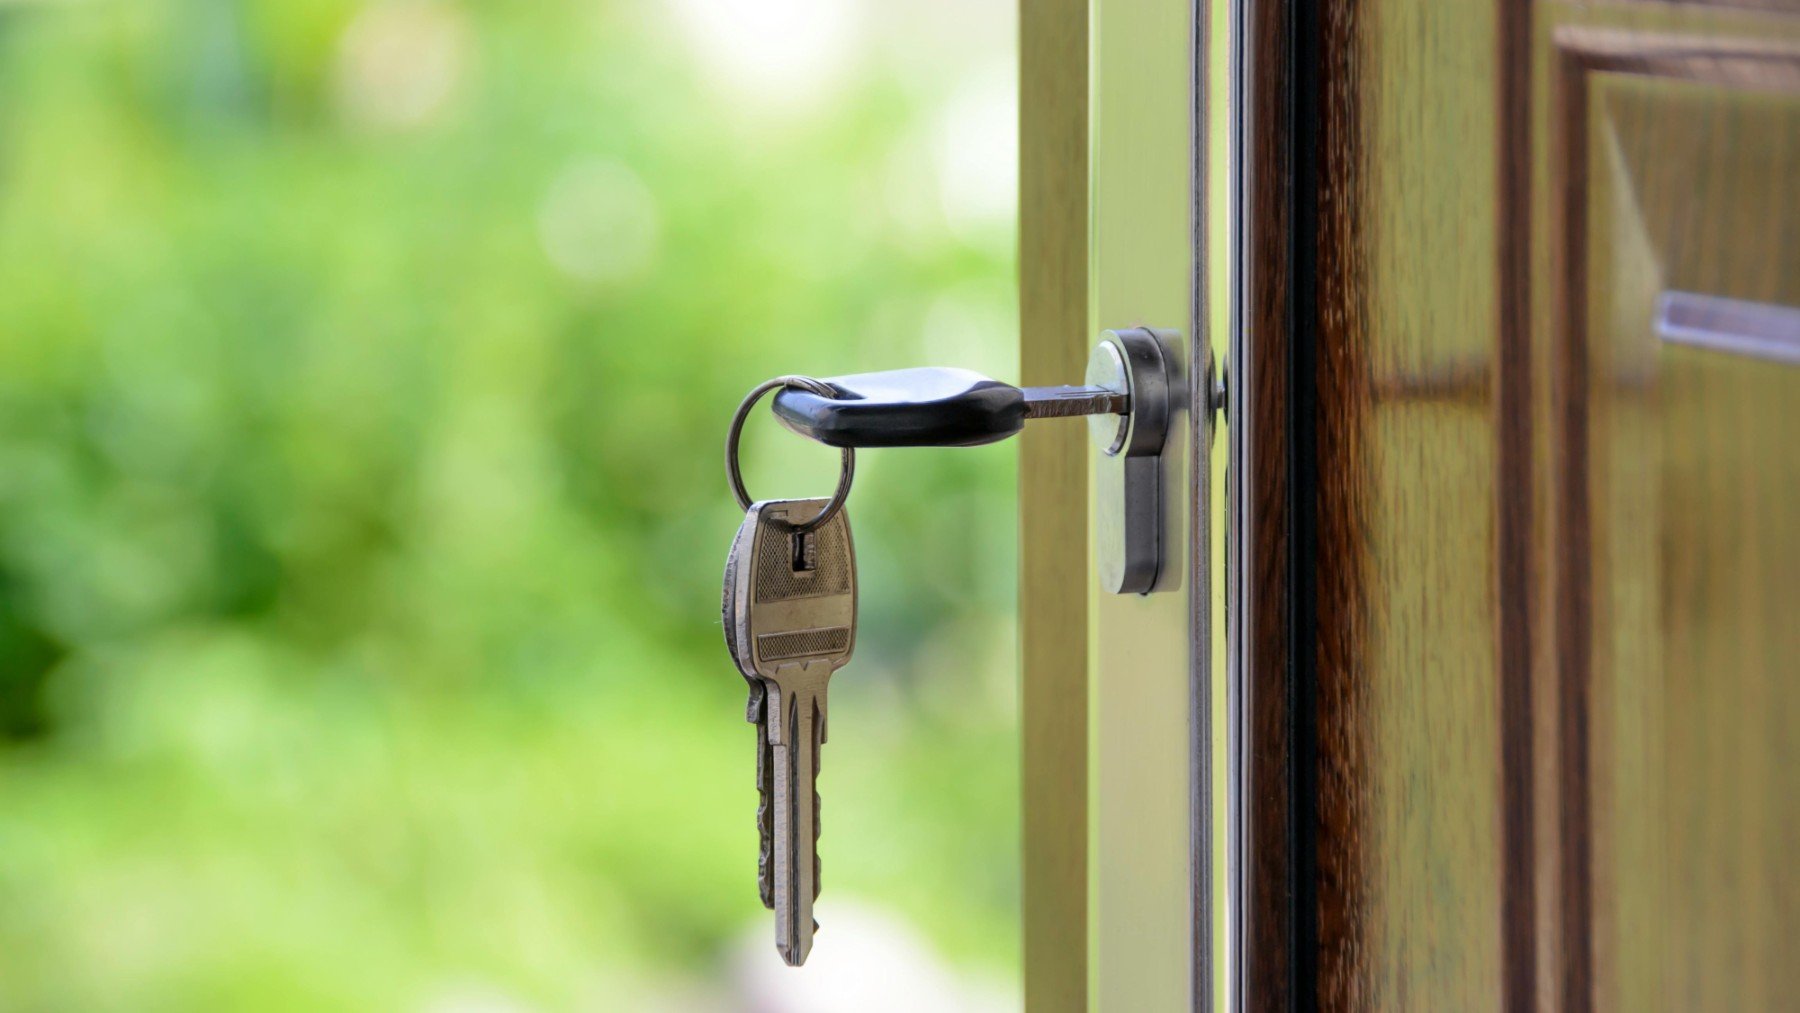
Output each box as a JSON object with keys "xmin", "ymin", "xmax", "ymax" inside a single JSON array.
[
  {"xmin": 1023, "ymin": 0, "xmax": 1800, "ymax": 1009},
  {"xmin": 1234, "ymin": 0, "xmax": 1800, "ymax": 1009}
]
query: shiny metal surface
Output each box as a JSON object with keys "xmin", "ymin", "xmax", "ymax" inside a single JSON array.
[
  {"xmin": 722, "ymin": 507, "xmax": 777, "ymax": 910},
  {"xmin": 1085, "ymin": 340, "xmax": 1132, "ymax": 454},
  {"xmin": 1021, "ymin": 384, "xmax": 1132, "ymax": 419},
  {"xmin": 722, "ymin": 497, "xmax": 857, "ymax": 967},
  {"xmin": 1656, "ymin": 290, "xmax": 1800, "ymax": 365},
  {"xmin": 726, "ymin": 377, "xmax": 855, "ymax": 532},
  {"xmin": 1226, "ymin": 0, "xmax": 1248, "ymax": 1001},
  {"xmin": 1090, "ymin": 328, "xmax": 1178, "ymax": 595}
]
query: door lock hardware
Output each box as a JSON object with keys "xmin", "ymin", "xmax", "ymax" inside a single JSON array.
[
  {"xmin": 769, "ymin": 327, "xmax": 1199, "ymax": 594},
  {"xmin": 1085, "ymin": 328, "xmax": 1175, "ymax": 594}
]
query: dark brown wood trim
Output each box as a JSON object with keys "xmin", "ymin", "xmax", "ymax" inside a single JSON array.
[
  {"xmin": 1556, "ymin": 27, "xmax": 1800, "ymax": 89},
  {"xmin": 1600, "ymin": 0, "xmax": 1800, "ymax": 13},
  {"xmin": 1496, "ymin": 1, "xmax": 1539, "ymax": 1010},
  {"xmin": 1550, "ymin": 37, "xmax": 1598, "ymax": 1013},
  {"xmin": 1307, "ymin": 0, "xmax": 1371, "ymax": 1007},
  {"xmin": 1242, "ymin": 0, "xmax": 1298, "ymax": 1004}
]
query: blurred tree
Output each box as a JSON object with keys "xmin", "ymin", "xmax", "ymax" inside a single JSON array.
[{"xmin": 0, "ymin": 0, "xmax": 1020, "ymax": 1007}]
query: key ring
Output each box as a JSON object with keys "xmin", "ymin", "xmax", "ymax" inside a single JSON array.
[{"xmin": 726, "ymin": 375, "xmax": 855, "ymax": 533}]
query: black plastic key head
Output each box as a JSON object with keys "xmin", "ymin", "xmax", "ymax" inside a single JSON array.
[{"xmin": 771, "ymin": 367, "xmax": 1026, "ymax": 448}]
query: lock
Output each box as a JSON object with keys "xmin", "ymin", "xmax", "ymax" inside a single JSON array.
[
  {"xmin": 769, "ymin": 327, "xmax": 1209, "ymax": 594},
  {"xmin": 1085, "ymin": 328, "xmax": 1174, "ymax": 594}
]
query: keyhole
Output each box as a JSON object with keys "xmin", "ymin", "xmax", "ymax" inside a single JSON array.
[{"xmin": 790, "ymin": 531, "xmax": 817, "ymax": 574}]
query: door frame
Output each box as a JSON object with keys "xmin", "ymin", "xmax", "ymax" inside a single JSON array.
[{"xmin": 1020, "ymin": 0, "xmax": 1225, "ymax": 1008}]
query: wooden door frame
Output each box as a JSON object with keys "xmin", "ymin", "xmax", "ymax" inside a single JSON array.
[
  {"xmin": 1021, "ymin": 0, "xmax": 1219, "ymax": 1008},
  {"xmin": 1019, "ymin": 0, "xmax": 1092, "ymax": 1008},
  {"xmin": 1227, "ymin": 0, "xmax": 1537, "ymax": 1004},
  {"xmin": 1229, "ymin": 0, "xmax": 1298, "ymax": 1006}
]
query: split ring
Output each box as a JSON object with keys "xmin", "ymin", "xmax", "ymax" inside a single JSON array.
[{"xmin": 725, "ymin": 375, "xmax": 855, "ymax": 532}]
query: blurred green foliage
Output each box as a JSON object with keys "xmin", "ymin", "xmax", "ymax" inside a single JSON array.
[{"xmin": 0, "ymin": 0, "xmax": 1020, "ymax": 1006}]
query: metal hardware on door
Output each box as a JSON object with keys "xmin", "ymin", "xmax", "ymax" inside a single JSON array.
[
  {"xmin": 1085, "ymin": 328, "xmax": 1173, "ymax": 594},
  {"xmin": 770, "ymin": 327, "xmax": 1212, "ymax": 594}
]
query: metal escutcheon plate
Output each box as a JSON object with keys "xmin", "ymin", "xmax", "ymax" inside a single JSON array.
[{"xmin": 1087, "ymin": 328, "xmax": 1177, "ymax": 595}]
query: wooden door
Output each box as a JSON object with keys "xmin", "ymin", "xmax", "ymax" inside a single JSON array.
[
  {"xmin": 1023, "ymin": 0, "xmax": 1800, "ymax": 1009},
  {"xmin": 1236, "ymin": 0, "xmax": 1800, "ymax": 1009}
]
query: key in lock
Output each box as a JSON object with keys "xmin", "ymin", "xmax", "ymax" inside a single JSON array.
[{"xmin": 770, "ymin": 328, "xmax": 1211, "ymax": 593}]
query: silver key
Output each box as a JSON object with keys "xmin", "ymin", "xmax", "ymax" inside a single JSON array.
[
  {"xmin": 721, "ymin": 510, "xmax": 776, "ymax": 909},
  {"xmin": 723, "ymin": 497, "xmax": 856, "ymax": 966}
]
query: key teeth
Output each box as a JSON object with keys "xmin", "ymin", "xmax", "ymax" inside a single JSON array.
[
  {"xmin": 757, "ymin": 721, "xmax": 775, "ymax": 910},
  {"xmin": 758, "ymin": 796, "xmax": 774, "ymax": 909}
]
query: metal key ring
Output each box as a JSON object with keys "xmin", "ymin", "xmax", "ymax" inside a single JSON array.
[{"xmin": 726, "ymin": 375, "xmax": 855, "ymax": 533}]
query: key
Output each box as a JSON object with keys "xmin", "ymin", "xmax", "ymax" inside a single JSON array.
[
  {"xmin": 722, "ymin": 497, "xmax": 857, "ymax": 966},
  {"xmin": 722, "ymin": 509, "xmax": 776, "ymax": 909}
]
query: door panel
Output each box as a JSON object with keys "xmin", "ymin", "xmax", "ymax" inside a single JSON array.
[
  {"xmin": 1555, "ymin": 22, "xmax": 1800, "ymax": 1010},
  {"xmin": 1238, "ymin": 0, "xmax": 1800, "ymax": 1008},
  {"xmin": 1030, "ymin": 0, "xmax": 1800, "ymax": 1006}
]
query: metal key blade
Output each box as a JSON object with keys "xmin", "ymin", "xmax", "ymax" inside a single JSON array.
[
  {"xmin": 766, "ymin": 660, "xmax": 830, "ymax": 965},
  {"xmin": 723, "ymin": 505, "xmax": 778, "ymax": 908},
  {"xmin": 735, "ymin": 497, "xmax": 856, "ymax": 968}
]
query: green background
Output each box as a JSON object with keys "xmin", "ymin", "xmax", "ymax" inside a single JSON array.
[{"xmin": 0, "ymin": 0, "xmax": 1021, "ymax": 1007}]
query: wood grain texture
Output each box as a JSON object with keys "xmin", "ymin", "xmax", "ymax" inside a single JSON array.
[
  {"xmin": 1256, "ymin": 0, "xmax": 1556, "ymax": 1005},
  {"xmin": 1307, "ymin": 0, "xmax": 1375, "ymax": 1006},
  {"xmin": 1548, "ymin": 29, "xmax": 1599, "ymax": 1013},
  {"xmin": 1543, "ymin": 9, "xmax": 1800, "ymax": 1007},
  {"xmin": 1303, "ymin": 0, "xmax": 1511, "ymax": 1006},
  {"xmin": 1613, "ymin": 0, "xmax": 1800, "ymax": 11},
  {"xmin": 1239, "ymin": 0, "xmax": 1297, "ymax": 1004},
  {"xmin": 1241, "ymin": 2, "xmax": 1800, "ymax": 1009},
  {"xmin": 1019, "ymin": 1, "xmax": 1089, "ymax": 1008},
  {"xmin": 1496, "ymin": 0, "xmax": 1542, "ymax": 1007}
]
